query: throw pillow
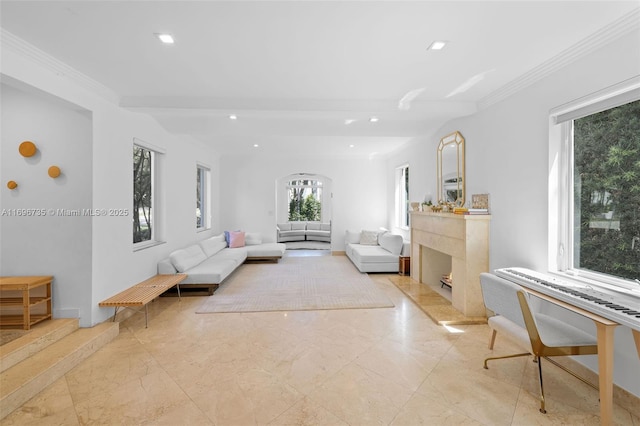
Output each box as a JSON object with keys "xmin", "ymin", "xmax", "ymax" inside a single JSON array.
[
  {"xmin": 360, "ymin": 230, "xmax": 379, "ymax": 245},
  {"xmin": 224, "ymin": 230, "xmax": 240, "ymax": 247},
  {"xmin": 228, "ymin": 231, "xmax": 246, "ymax": 248},
  {"xmin": 245, "ymin": 232, "xmax": 262, "ymax": 245},
  {"xmin": 345, "ymin": 230, "xmax": 361, "ymax": 244}
]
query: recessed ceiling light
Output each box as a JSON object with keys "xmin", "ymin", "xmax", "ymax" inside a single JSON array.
[
  {"xmin": 344, "ymin": 119, "xmax": 356, "ymax": 125},
  {"xmin": 253, "ymin": 144, "xmax": 259, "ymax": 148},
  {"xmin": 229, "ymin": 114, "xmax": 238, "ymax": 120},
  {"xmin": 369, "ymin": 117, "xmax": 379, "ymax": 123},
  {"xmin": 349, "ymin": 144, "xmax": 355, "ymax": 148},
  {"xmin": 428, "ymin": 40, "xmax": 447, "ymax": 51},
  {"xmin": 155, "ymin": 33, "xmax": 175, "ymax": 44}
]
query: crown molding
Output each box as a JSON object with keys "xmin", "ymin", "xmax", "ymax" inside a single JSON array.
[
  {"xmin": 1, "ymin": 28, "xmax": 119, "ymax": 104},
  {"xmin": 478, "ymin": 8, "xmax": 640, "ymax": 111}
]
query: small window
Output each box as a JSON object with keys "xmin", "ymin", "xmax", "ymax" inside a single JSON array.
[
  {"xmin": 133, "ymin": 145, "xmax": 154, "ymax": 244},
  {"xmin": 396, "ymin": 165, "xmax": 409, "ymax": 229},
  {"xmin": 196, "ymin": 166, "xmax": 210, "ymax": 230}
]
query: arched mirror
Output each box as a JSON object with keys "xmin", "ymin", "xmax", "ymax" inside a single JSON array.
[{"xmin": 437, "ymin": 131, "xmax": 465, "ymax": 206}]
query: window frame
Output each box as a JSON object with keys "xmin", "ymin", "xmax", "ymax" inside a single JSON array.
[
  {"xmin": 196, "ymin": 164, "xmax": 211, "ymax": 231},
  {"xmin": 549, "ymin": 77, "xmax": 640, "ymax": 289},
  {"xmin": 133, "ymin": 138, "xmax": 164, "ymax": 251},
  {"xmin": 395, "ymin": 164, "xmax": 410, "ymax": 230}
]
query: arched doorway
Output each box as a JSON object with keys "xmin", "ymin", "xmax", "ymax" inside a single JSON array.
[{"xmin": 276, "ymin": 173, "xmax": 333, "ymax": 251}]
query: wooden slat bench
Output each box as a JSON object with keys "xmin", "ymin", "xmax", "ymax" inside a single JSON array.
[{"xmin": 99, "ymin": 274, "xmax": 187, "ymax": 327}]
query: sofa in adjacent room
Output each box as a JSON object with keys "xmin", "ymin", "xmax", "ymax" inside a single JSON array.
[
  {"xmin": 276, "ymin": 221, "xmax": 331, "ymax": 242},
  {"xmin": 158, "ymin": 232, "xmax": 286, "ymax": 294},
  {"xmin": 344, "ymin": 229, "xmax": 407, "ymax": 273}
]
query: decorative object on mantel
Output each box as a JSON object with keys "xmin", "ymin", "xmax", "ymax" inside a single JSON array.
[
  {"xmin": 7, "ymin": 181, "xmax": 18, "ymax": 190},
  {"xmin": 472, "ymin": 193, "xmax": 490, "ymax": 209},
  {"xmin": 410, "ymin": 202, "xmax": 420, "ymax": 212},
  {"xmin": 467, "ymin": 193, "xmax": 490, "ymax": 214},
  {"xmin": 47, "ymin": 166, "xmax": 61, "ymax": 178},
  {"xmin": 18, "ymin": 141, "xmax": 37, "ymax": 157}
]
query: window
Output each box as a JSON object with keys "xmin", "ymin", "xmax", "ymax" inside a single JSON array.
[
  {"xmin": 132, "ymin": 139, "xmax": 164, "ymax": 248},
  {"xmin": 396, "ymin": 164, "xmax": 409, "ymax": 229},
  {"xmin": 133, "ymin": 145, "xmax": 154, "ymax": 244},
  {"xmin": 196, "ymin": 165, "xmax": 210, "ymax": 230},
  {"xmin": 287, "ymin": 178, "xmax": 322, "ymax": 221},
  {"xmin": 550, "ymin": 78, "xmax": 639, "ymax": 287}
]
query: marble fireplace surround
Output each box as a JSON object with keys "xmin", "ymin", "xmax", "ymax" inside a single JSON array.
[{"xmin": 410, "ymin": 211, "xmax": 490, "ymax": 317}]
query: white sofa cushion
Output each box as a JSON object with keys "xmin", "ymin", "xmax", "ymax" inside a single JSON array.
[
  {"xmin": 306, "ymin": 222, "xmax": 321, "ymax": 230},
  {"xmin": 210, "ymin": 233, "xmax": 226, "ymax": 243},
  {"xmin": 321, "ymin": 223, "xmax": 331, "ymax": 231},
  {"xmin": 359, "ymin": 230, "xmax": 379, "ymax": 245},
  {"xmin": 348, "ymin": 244, "xmax": 398, "ymax": 263},
  {"xmin": 245, "ymin": 243, "xmax": 286, "ymax": 257},
  {"xmin": 291, "ymin": 222, "xmax": 307, "ymax": 230},
  {"xmin": 180, "ymin": 258, "xmax": 238, "ymax": 284},
  {"xmin": 170, "ymin": 245, "xmax": 207, "ymax": 272},
  {"xmin": 199, "ymin": 238, "xmax": 227, "ymax": 257},
  {"xmin": 277, "ymin": 223, "xmax": 291, "ymax": 231},
  {"xmin": 378, "ymin": 232, "xmax": 403, "ymax": 255}
]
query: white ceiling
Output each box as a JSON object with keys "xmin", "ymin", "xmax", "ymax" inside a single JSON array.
[{"xmin": 1, "ymin": 1, "xmax": 638, "ymax": 157}]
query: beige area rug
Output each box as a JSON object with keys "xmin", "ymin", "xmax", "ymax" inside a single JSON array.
[{"xmin": 196, "ymin": 256, "xmax": 394, "ymax": 313}]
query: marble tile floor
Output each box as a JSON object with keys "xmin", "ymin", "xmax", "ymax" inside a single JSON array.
[{"xmin": 3, "ymin": 273, "xmax": 639, "ymax": 425}]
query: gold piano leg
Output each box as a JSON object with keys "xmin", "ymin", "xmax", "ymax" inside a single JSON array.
[{"xmin": 633, "ymin": 329, "xmax": 640, "ymax": 359}]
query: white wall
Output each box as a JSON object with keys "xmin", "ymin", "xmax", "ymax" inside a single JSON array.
[
  {"xmin": 1, "ymin": 83, "xmax": 93, "ymax": 321},
  {"xmin": 386, "ymin": 29, "xmax": 640, "ymax": 396},
  {"xmin": 1, "ymin": 46, "xmax": 220, "ymax": 327},
  {"xmin": 219, "ymin": 154, "xmax": 387, "ymax": 250}
]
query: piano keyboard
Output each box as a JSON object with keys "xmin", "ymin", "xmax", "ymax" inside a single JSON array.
[{"xmin": 494, "ymin": 267, "xmax": 640, "ymax": 332}]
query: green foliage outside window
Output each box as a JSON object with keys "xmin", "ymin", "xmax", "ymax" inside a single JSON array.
[
  {"xmin": 133, "ymin": 146, "xmax": 152, "ymax": 243},
  {"xmin": 573, "ymin": 99, "xmax": 640, "ymax": 281},
  {"xmin": 288, "ymin": 179, "xmax": 322, "ymax": 222}
]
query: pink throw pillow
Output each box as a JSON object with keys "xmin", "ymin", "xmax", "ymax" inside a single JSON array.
[{"xmin": 228, "ymin": 231, "xmax": 246, "ymax": 248}]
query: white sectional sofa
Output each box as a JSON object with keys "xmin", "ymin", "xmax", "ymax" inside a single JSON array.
[
  {"xmin": 158, "ymin": 232, "xmax": 285, "ymax": 294},
  {"xmin": 277, "ymin": 221, "xmax": 331, "ymax": 242},
  {"xmin": 345, "ymin": 229, "xmax": 407, "ymax": 273}
]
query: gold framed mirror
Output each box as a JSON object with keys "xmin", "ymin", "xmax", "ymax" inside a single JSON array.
[{"xmin": 437, "ymin": 131, "xmax": 465, "ymax": 206}]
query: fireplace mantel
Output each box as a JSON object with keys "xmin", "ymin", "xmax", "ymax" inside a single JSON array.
[{"xmin": 410, "ymin": 211, "xmax": 490, "ymax": 317}]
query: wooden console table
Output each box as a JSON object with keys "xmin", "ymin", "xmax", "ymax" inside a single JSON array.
[{"xmin": 0, "ymin": 276, "xmax": 53, "ymax": 330}]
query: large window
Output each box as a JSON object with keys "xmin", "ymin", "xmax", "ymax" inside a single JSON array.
[
  {"xmin": 133, "ymin": 145, "xmax": 154, "ymax": 244},
  {"xmin": 395, "ymin": 164, "xmax": 409, "ymax": 229},
  {"xmin": 287, "ymin": 178, "xmax": 322, "ymax": 221},
  {"xmin": 196, "ymin": 165, "xmax": 210, "ymax": 230},
  {"xmin": 550, "ymin": 79, "xmax": 639, "ymax": 287}
]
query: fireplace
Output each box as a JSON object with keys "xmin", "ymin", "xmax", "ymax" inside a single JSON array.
[{"xmin": 410, "ymin": 211, "xmax": 490, "ymax": 317}]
